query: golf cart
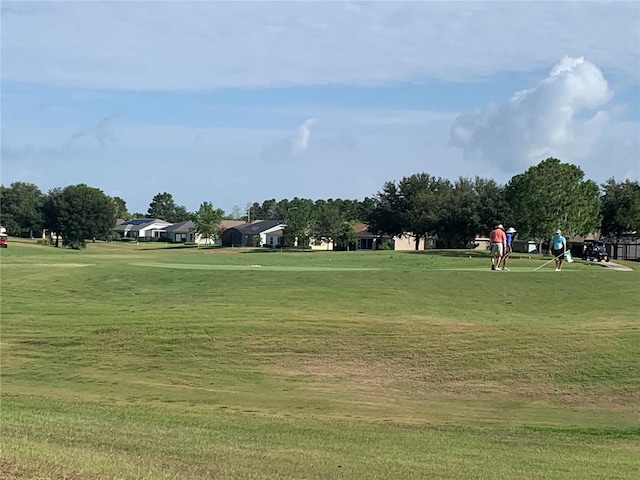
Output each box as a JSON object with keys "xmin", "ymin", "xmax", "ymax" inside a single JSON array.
[
  {"xmin": 582, "ymin": 239, "xmax": 608, "ymax": 262},
  {"xmin": 0, "ymin": 233, "xmax": 7, "ymax": 248}
]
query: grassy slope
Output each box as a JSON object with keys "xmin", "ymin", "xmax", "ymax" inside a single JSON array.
[{"xmin": 1, "ymin": 240, "xmax": 639, "ymax": 479}]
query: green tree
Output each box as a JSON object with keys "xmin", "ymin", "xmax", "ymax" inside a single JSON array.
[
  {"xmin": 191, "ymin": 202, "xmax": 225, "ymax": 244},
  {"xmin": 336, "ymin": 221, "xmax": 358, "ymax": 251},
  {"xmin": 438, "ymin": 177, "xmax": 480, "ymax": 248},
  {"xmin": 358, "ymin": 197, "xmax": 377, "ymax": 223},
  {"xmin": 367, "ymin": 181, "xmax": 405, "ymax": 240},
  {"xmin": 474, "ymin": 177, "xmax": 509, "ymax": 236},
  {"xmin": 58, "ymin": 184, "xmax": 117, "ymax": 249},
  {"xmin": 600, "ymin": 179, "xmax": 640, "ymax": 240},
  {"xmin": 247, "ymin": 202, "xmax": 262, "ymax": 221},
  {"xmin": 0, "ymin": 182, "xmax": 44, "ymax": 237},
  {"xmin": 112, "ymin": 196, "xmax": 131, "ymax": 221},
  {"xmin": 311, "ymin": 203, "xmax": 343, "ymax": 248},
  {"xmin": 368, "ymin": 174, "xmax": 451, "ymax": 250},
  {"xmin": 42, "ymin": 187, "xmax": 65, "ymax": 247},
  {"xmin": 147, "ymin": 192, "xmax": 190, "ymax": 223},
  {"xmin": 505, "ymin": 158, "xmax": 602, "ymax": 249},
  {"xmin": 281, "ymin": 198, "xmax": 315, "ymax": 248}
]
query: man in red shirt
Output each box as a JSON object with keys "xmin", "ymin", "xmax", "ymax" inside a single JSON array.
[{"xmin": 489, "ymin": 224, "xmax": 506, "ymax": 271}]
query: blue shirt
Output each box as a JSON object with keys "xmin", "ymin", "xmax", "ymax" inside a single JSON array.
[
  {"xmin": 551, "ymin": 235, "xmax": 566, "ymax": 250},
  {"xmin": 506, "ymin": 233, "xmax": 513, "ymax": 245}
]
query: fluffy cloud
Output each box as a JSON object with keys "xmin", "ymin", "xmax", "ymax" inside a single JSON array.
[{"xmin": 449, "ymin": 56, "xmax": 617, "ymax": 173}]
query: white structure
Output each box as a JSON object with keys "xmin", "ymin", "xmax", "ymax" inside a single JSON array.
[{"xmin": 113, "ymin": 218, "xmax": 173, "ymax": 240}]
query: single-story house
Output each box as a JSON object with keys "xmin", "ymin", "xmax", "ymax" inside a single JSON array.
[
  {"xmin": 165, "ymin": 220, "xmax": 196, "ymax": 243},
  {"xmin": 113, "ymin": 218, "xmax": 173, "ymax": 240},
  {"xmin": 352, "ymin": 223, "xmax": 431, "ymax": 251},
  {"xmin": 309, "ymin": 238, "xmax": 334, "ymax": 250},
  {"xmin": 221, "ymin": 219, "xmax": 286, "ymax": 247},
  {"xmin": 152, "ymin": 219, "xmax": 250, "ymax": 245}
]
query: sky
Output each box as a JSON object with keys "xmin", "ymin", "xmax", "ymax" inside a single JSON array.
[{"xmin": 1, "ymin": 0, "xmax": 639, "ymax": 215}]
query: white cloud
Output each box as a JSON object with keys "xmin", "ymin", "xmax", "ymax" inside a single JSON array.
[
  {"xmin": 262, "ymin": 117, "xmax": 318, "ymax": 162},
  {"xmin": 1, "ymin": 2, "xmax": 638, "ymax": 90},
  {"xmin": 448, "ymin": 56, "xmax": 629, "ymax": 174},
  {"xmin": 294, "ymin": 118, "xmax": 318, "ymax": 151}
]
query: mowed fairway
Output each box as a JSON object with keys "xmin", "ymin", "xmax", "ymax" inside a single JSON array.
[{"xmin": 1, "ymin": 240, "xmax": 639, "ymax": 479}]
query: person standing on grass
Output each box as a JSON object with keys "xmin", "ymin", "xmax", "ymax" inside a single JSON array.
[
  {"xmin": 550, "ymin": 229, "xmax": 567, "ymax": 271},
  {"xmin": 500, "ymin": 227, "xmax": 516, "ymax": 270},
  {"xmin": 489, "ymin": 224, "xmax": 506, "ymax": 271}
]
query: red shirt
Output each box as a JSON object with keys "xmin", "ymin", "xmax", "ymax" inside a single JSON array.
[{"xmin": 490, "ymin": 228, "xmax": 506, "ymax": 243}]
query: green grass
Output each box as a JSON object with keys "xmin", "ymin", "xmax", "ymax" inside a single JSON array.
[{"xmin": 1, "ymin": 239, "xmax": 639, "ymax": 479}]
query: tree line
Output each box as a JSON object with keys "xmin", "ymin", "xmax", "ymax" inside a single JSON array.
[{"xmin": 1, "ymin": 158, "xmax": 638, "ymax": 249}]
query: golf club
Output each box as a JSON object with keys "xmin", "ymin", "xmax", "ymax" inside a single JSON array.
[{"xmin": 533, "ymin": 252, "xmax": 572, "ymax": 271}]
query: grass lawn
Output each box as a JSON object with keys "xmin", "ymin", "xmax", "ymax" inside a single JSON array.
[{"xmin": 1, "ymin": 239, "xmax": 639, "ymax": 479}]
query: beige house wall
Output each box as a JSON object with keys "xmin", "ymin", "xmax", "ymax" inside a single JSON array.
[
  {"xmin": 392, "ymin": 234, "xmax": 424, "ymax": 251},
  {"xmin": 310, "ymin": 239, "xmax": 334, "ymax": 250}
]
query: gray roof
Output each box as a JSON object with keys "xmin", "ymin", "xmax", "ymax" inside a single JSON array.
[
  {"xmin": 166, "ymin": 220, "xmax": 195, "ymax": 233},
  {"xmin": 233, "ymin": 219, "xmax": 285, "ymax": 234},
  {"xmin": 113, "ymin": 218, "xmax": 167, "ymax": 232}
]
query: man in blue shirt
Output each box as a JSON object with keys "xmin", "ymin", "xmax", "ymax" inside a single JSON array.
[
  {"xmin": 500, "ymin": 227, "xmax": 516, "ymax": 270},
  {"xmin": 550, "ymin": 229, "xmax": 567, "ymax": 271}
]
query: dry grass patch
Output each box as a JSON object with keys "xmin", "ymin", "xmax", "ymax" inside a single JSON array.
[{"xmin": 265, "ymin": 316, "xmax": 639, "ymax": 414}]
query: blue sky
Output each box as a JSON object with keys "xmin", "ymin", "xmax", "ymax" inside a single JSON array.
[{"xmin": 2, "ymin": 1, "xmax": 639, "ymax": 215}]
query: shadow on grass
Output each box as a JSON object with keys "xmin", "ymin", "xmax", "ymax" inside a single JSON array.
[
  {"xmin": 240, "ymin": 247, "xmax": 314, "ymax": 254},
  {"xmin": 406, "ymin": 249, "xmax": 490, "ymax": 258},
  {"xmin": 406, "ymin": 249, "xmax": 549, "ymax": 259},
  {"xmin": 137, "ymin": 243, "xmax": 201, "ymax": 251}
]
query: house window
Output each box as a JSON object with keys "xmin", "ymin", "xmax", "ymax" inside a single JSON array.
[
  {"xmin": 269, "ymin": 237, "xmax": 274, "ymax": 245},
  {"xmin": 359, "ymin": 238, "xmax": 374, "ymax": 249}
]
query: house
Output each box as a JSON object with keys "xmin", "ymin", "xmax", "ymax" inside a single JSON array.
[
  {"xmin": 165, "ymin": 220, "xmax": 197, "ymax": 243},
  {"xmin": 153, "ymin": 219, "xmax": 250, "ymax": 245},
  {"xmin": 309, "ymin": 238, "xmax": 334, "ymax": 251},
  {"xmin": 352, "ymin": 223, "xmax": 431, "ymax": 251},
  {"xmin": 113, "ymin": 218, "xmax": 173, "ymax": 240},
  {"xmin": 221, "ymin": 219, "xmax": 286, "ymax": 247}
]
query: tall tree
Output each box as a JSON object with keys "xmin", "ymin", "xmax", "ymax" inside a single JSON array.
[
  {"xmin": 505, "ymin": 158, "xmax": 601, "ymax": 249},
  {"xmin": 400, "ymin": 173, "xmax": 451, "ymax": 249},
  {"xmin": 438, "ymin": 177, "xmax": 480, "ymax": 248},
  {"xmin": 42, "ymin": 187, "xmax": 65, "ymax": 247},
  {"xmin": 336, "ymin": 221, "xmax": 358, "ymax": 251},
  {"xmin": 281, "ymin": 198, "xmax": 315, "ymax": 248},
  {"xmin": 600, "ymin": 179, "xmax": 640, "ymax": 240},
  {"xmin": 0, "ymin": 182, "xmax": 44, "ymax": 237},
  {"xmin": 191, "ymin": 202, "xmax": 225, "ymax": 244},
  {"xmin": 58, "ymin": 184, "xmax": 116, "ymax": 249},
  {"xmin": 358, "ymin": 197, "xmax": 377, "ymax": 224},
  {"xmin": 311, "ymin": 203, "xmax": 343, "ymax": 248},
  {"xmin": 474, "ymin": 177, "xmax": 509, "ymax": 236},
  {"xmin": 147, "ymin": 192, "xmax": 190, "ymax": 223},
  {"xmin": 368, "ymin": 174, "xmax": 451, "ymax": 250},
  {"xmin": 367, "ymin": 181, "xmax": 405, "ymax": 239},
  {"xmin": 112, "ymin": 196, "xmax": 131, "ymax": 221}
]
